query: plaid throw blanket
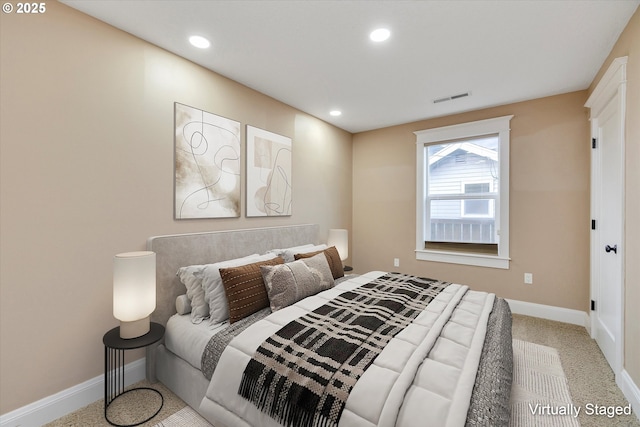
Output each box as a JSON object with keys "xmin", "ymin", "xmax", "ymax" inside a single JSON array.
[{"xmin": 238, "ymin": 272, "xmax": 450, "ymax": 427}]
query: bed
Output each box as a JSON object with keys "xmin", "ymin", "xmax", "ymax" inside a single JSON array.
[{"xmin": 147, "ymin": 224, "xmax": 513, "ymax": 427}]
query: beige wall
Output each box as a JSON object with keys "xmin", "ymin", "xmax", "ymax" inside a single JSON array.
[
  {"xmin": 0, "ymin": 2, "xmax": 352, "ymax": 414},
  {"xmin": 589, "ymin": 5, "xmax": 640, "ymax": 392},
  {"xmin": 353, "ymin": 91, "xmax": 591, "ymax": 311}
]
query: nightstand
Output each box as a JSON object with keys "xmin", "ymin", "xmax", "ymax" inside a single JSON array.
[{"xmin": 103, "ymin": 322, "xmax": 165, "ymax": 427}]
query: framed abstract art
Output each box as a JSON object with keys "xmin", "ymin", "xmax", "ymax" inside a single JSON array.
[
  {"xmin": 174, "ymin": 103, "xmax": 241, "ymax": 219},
  {"xmin": 246, "ymin": 125, "xmax": 292, "ymax": 217}
]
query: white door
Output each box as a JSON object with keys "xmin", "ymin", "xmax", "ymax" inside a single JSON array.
[
  {"xmin": 587, "ymin": 56, "xmax": 626, "ymax": 376},
  {"xmin": 592, "ymin": 96, "xmax": 624, "ymax": 373}
]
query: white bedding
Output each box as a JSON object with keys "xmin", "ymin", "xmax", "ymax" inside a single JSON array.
[
  {"xmin": 198, "ymin": 271, "xmax": 495, "ymax": 427},
  {"xmin": 165, "ymin": 314, "xmax": 230, "ymax": 371},
  {"xmin": 164, "ymin": 275, "xmax": 357, "ymax": 373}
]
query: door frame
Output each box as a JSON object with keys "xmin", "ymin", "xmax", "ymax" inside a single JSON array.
[{"xmin": 585, "ymin": 56, "xmax": 627, "ymax": 375}]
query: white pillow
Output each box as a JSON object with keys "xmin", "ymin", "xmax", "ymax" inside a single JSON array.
[
  {"xmin": 268, "ymin": 243, "xmax": 327, "ymax": 263},
  {"xmin": 176, "ymin": 265, "xmax": 208, "ymax": 324},
  {"xmin": 198, "ymin": 253, "xmax": 275, "ymax": 324},
  {"xmin": 175, "ymin": 294, "xmax": 191, "ymax": 315}
]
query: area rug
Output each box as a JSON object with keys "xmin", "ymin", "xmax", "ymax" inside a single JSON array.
[
  {"xmin": 154, "ymin": 340, "xmax": 578, "ymax": 427},
  {"xmin": 511, "ymin": 339, "xmax": 580, "ymax": 426},
  {"xmin": 152, "ymin": 406, "xmax": 213, "ymax": 427}
]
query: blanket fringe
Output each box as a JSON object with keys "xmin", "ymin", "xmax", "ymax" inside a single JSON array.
[{"xmin": 239, "ymin": 372, "xmax": 335, "ymax": 427}]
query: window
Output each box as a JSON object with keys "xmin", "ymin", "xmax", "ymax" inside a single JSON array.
[{"xmin": 415, "ymin": 115, "xmax": 512, "ymax": 269}]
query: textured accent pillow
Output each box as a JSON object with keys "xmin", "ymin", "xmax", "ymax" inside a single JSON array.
[
  {"xmin": 219, "ymin": 256, "xmax": 285, "ymax": 323},
  {"xmin": 294, "ymin": 246, "xmax": 345, "ymax": 280},
  {"xmin": 261, "ymin": 253, "xmax": 335, "ymax": 312},
  {"xmin": 176, "ymin": 265, "xmax": 209, "ymax": 324},
  {"xmin": 268, "ymin": 244, "xmax": 327, "ymax": 263},
  {"xmin": 198, "ymin": 253, "xmax": 270, "ymax": 324}
]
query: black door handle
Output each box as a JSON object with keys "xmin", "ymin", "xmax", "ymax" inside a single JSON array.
[{"xmin": 605, "ymin": 245, "xmax": 617, "ymax": 254}]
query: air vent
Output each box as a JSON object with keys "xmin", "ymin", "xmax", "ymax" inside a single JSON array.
[{"xmin": 433, "ymin": 92, "xmax": 471, "ymax": 104}]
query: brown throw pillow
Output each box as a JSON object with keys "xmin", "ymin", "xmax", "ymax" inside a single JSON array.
[
  {"xmin": 219, "ymin": 256, "xmax": 284, "ymax": 323},
  {"xmin": 294, "ymin": 246, "xmax": 344, "ymax": 279}
]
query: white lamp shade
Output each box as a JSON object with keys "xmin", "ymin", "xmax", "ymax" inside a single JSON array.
[
  {"xmin": 113, "ymin": 251, "xmax": 156, "ymax": 339},
  {"xmin": 327, "ymin": 229, "xmax": 348, "ymax": 261}
]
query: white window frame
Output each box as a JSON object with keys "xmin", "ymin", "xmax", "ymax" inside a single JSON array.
[{"xmin": 415, "ymin": 115, "xmax": 513, "ymax": 269}]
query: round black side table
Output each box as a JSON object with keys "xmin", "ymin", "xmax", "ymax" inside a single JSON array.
[{"xmin": 103, "ymin": 322, "xmax": 165, "ymax": 427}]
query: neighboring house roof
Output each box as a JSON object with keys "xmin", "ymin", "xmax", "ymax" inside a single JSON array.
[{"xmin": 429, "ymin": 142, "xmax": 498, "ymax": 167}]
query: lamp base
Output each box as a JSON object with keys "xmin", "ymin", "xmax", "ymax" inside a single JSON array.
[{"xmin": 119, "ymin": 316, "xmax": 150, "ymax": 339}]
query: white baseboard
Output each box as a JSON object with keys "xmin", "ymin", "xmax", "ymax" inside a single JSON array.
[
  {"xmin": 618, "ymin": 369, "xmax": 640, "ymax": 422},
  {"xmin": 0, "ymin": 358, "xmax": 146, "ymax": 427},
  {"xmin": 506, "ymin": 298, "xmax": 590, "ymax": 328}
]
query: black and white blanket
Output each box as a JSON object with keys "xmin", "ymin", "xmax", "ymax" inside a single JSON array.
[
  {"xmin": 238, "ymin": 273, "xmax": 449, "ymax": 427},
  {"xmin": 199, "ymin": 271, "xmax": 509, "ymax": 427},
  {"xmin": 201, "ymin": 276, "xmax": 357, "ymax": 380}
]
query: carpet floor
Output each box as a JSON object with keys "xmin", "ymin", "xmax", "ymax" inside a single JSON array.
[
  {"xmin": 152, "ymin": 407, "xmax": 212, "ymax": 427},
  {"xmin": 511, "ymin": 315, "xmax": 638, "ymax": 427},
  {"xmin": 44, "ymin": 314, "xmax": 638, "ymax": 426},
  {"xmin": 510, "ymin": 339, "xmax": 579, "ymax": 426}
]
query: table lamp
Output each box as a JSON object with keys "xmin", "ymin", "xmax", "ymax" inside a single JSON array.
[
  {"xmin": 327, "ymin": 229, "xmax": 348, "ymax": 262},
  {"xmin": 113, "ymin": 251, "xmax": 156, "ymax": 339}
]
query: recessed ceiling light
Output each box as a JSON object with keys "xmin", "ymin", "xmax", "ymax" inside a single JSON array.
[
  {"xmin": 370, "ymin": 28, "xmax": 391, "ymax": 42},
  {"xmin": 330, "ymin": 110, "xmax": 342, "ymax": 117},
  {"xmin": 189, "ymin": 35, "xmax": 210, "ymax": 49}
]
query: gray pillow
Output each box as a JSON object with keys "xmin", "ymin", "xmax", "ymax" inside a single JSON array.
[
  {"xmin": 176, "ymin": 265, "xmax": 208, "ymax": 324},
  {"xmin": 175, "ymin": 294, "xmax": 192, "ymax": 315},
  {"xmin": 261, "ymin": 252, "xmax": 334, "ymax": 312},
  {"xmin": 199, "ymin": 253, "xmax": 271, "ymax": 324}
]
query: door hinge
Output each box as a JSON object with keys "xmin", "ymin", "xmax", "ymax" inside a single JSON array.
[
  {"xmin": 591, "ymin": 300, "xmax": 596, "ymax": 311},
  {"xmin": 592, "ymin": 138, "xmax": 597, "ymax": 149},
  {"xmin": 591, "ymin": 219, "xmax": 596, "ymax": 230}
]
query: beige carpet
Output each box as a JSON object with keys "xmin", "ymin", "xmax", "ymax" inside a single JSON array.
[
  {"xmin": 512, "ymin": 315, "xmax": 639, "ymax": 427},
  {"xmin": 152, "ymin": 406, "xmax": 212, "ymax": 427},
  {"xmin": 44, "ymin": 380, "xmax": 187, "ymax": 427},
  {"xmin": 511, "ymin": 339, "xmax": 579, "ymax": 426}
]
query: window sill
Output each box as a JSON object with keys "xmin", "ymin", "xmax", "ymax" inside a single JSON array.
[{"xmin": 415, "ymin": 249, "xmax": 510, "ymax": 269}]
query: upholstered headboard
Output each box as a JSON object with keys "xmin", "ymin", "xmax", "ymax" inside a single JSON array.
[{"xmin": 146, "ymin": 224, "xmax": 319, "ymax": 327}]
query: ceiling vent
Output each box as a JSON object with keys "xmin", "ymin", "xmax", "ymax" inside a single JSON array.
[{"xmin": 433, "ymin": 92, "xmax": 471, "ymax": 104}]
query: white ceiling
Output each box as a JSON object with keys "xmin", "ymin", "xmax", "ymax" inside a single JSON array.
[{"xmin": 61, "ymin": 0, "xmax": 638, "ymax": 133}]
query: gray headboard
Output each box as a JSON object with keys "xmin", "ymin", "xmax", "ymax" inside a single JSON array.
[{"xmin": 147, "ymin": 224, "xmax": 319, "ymax": 327}]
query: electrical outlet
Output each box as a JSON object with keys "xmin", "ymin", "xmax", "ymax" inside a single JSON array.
[
  {"xmin": 524, "ymin": 273, "xmax": 533, "ymax": 284},
  {"xmin": 393, "ymin": 258, "xmax": 400, "ymax": 267}
]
